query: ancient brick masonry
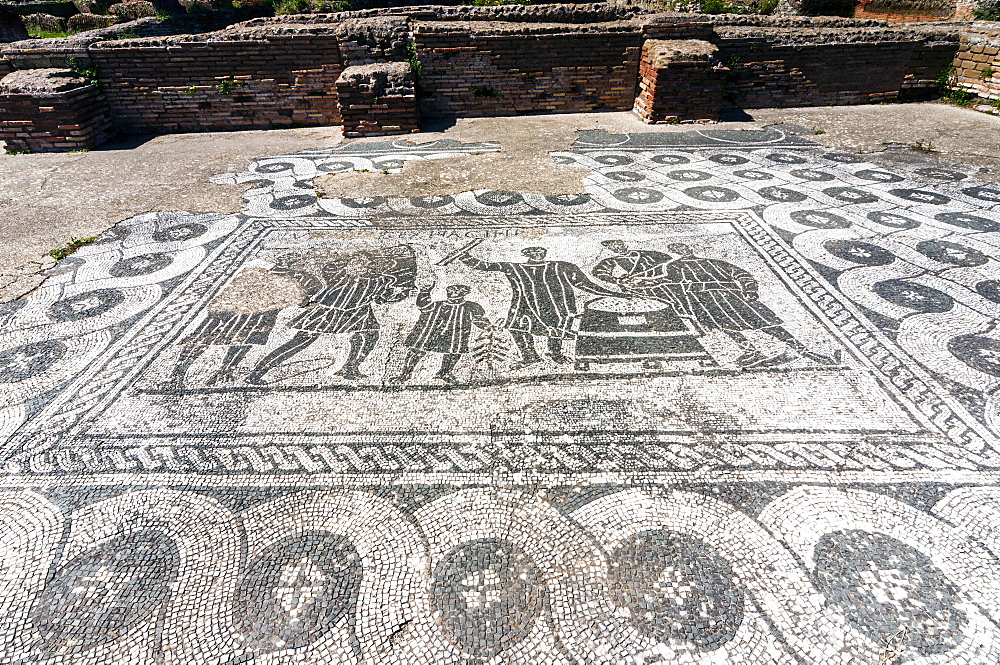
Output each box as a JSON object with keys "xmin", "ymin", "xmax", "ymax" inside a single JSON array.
[
  {"xmin": 89, "ymin": 34, "xmax": 344, "ymax": 133},
  {"xmin": 415, "ymin": 22, "xmax": 644, "ymax": 118},
  {"xmin": 951, "ymin": 26, "xmax": 1000, "ymax": 108},
  {"xmin": 634, "ymin": 39, "xmax": 727, "ymax": 124},
  {"xmin": 0, "ymin": 68, "xmax": 114, "ymax": 152},
  {"xmin": 336, "ymin": 62, "xmax": 418, "ymax": 138},
  {"xmin": 716, "ymin": 26, "xmax": 946, "ymax": 108}
]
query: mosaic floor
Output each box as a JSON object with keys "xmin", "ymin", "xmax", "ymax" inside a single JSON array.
[{"xmin": 4, "ymin": 128, "xmax": 1000, "ymax": 664}]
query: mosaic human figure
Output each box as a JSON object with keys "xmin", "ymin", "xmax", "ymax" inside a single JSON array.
[
  {"xmin": 591, "ymin": 239, "xmax": 672, "ymax": 287},
  {"xmin": 621, "ymin": 243, "xmax": 840, "ymax": 367},
  {"xmin": 164, "ymin": 309, "xmax": 280, "ymax": 389},
  {"xmin": 245, "ymin": 247, "xmax": 416, "ymax": 383},
  {"xmin": 390, "ymin": 284, "xmax": 491, "ymax": 384},
  {"xmin": 459, "ymin": 246, "xmax": 622, "ymax": 369}
]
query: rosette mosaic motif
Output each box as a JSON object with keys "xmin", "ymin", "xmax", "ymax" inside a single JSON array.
[{"xmin": 2, "ymin": 129, "xmax": 1000, "ymax": 663}]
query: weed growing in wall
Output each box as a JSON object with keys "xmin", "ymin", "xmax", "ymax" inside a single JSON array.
[
  {"xmin": 217, "ymin": 79, "xmax": 245, "ymax": 95},
  {"xmin": 472, "ymin": 86, "xmax": 501, "ymax": 99},
  {"xmin": 982, "ymin": 67, "xmax": 995, "ymax": 80},
  {"xmin": 405, "ymin": 42, "xmax": 422, "ymax": 79},
  {"xmin": 973, "ymin": 0, "xmax": 1000, "ymax": 19},
  {"xmin": 68, "ymin": 57, "xmax": 100, "ymax": 88}
]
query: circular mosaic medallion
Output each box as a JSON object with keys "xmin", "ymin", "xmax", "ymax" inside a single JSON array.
[
  {"xmin": 963, "ymin": 186, "xmax": 1000, "ymax": 202},
  {"xmin": 854, "ymin": 169, "xmax": 904, "ymax": 183},
  {"xmin": 409, "ymin": 195, "xmax": 454, "ymax": 208},
  {"xmin": 31, "ymin": 530, "xmax": 179, "ymax": 653},
  {"xmin": 614, "ymin": 187, "xmax": 665, "ymax": 204},
  {"xmin": 823, "ymin": 187, "xmax": 879, "ymax": 204},
  {"xmin": 759, "ymin": 186, "xmax": 808, "ymax": 203},
  {"xmin": 873, "ymin": 279, "xmax": 954, "ymax": 313},
  {"xmin": 915, "ymin": 240, "xmax": 989, "ymax": 267},
  {"xmin": 811, "ymin": 529, "xmax": 967, "ymax": 658},
  {"xmin": 976, "ymin": 280, "xmax": 1000, "ymax": 303},
  {"xmin": 255, "ymin": 161, "xmax": 296, "ymax": 174},
  {"xmin": 475, "ymin": 190, "xmax": 524, "ymax": 207},
  {"xmin": 317, "ymin": 160, "xmax": 355, "ymax": 173},
  {"xmin": 790, "ymin": 169, "xmax": 835, "ymax": 182},
  {"xmin": 650, "ymin": 154, "xmax": 690, "ymax": 165},
  {"xmin": 431, "ymin": 538, "xmax": 543, "ymax": 659},
  {"xmin": 708, "ymin": 154, "xmax": 749, "ymax": 165},
  {"xmin": 867, "ymin": 211, "xmax": 920, "ymax": 229},
  {"xmin": 270, "ymin": 194, "xmax": 317, "ymax": 211},
  {"xmin": 890, "ymin": 189, "xmax": 951, "ymax": 205},
  {"xmin": 0, "ymin": 340, "xmax": 67, "ymax": 383},
  {"xmin": 734, "ymin": 169, "xmax": 773, "ymax": 180},
  {"xmin": 789, "ymin": 210, "xmax": 851, "ymax": 229},
  {"xmin": 49, "ymin": 289, "xmax": 125, "ymax": 322},
  {"xmin": 606, "ymin": 171, "xmax": 646, "ymax": 182},
  {"xmin": 933, "ymin": 212, "xmax": 1000, "ymax": 232},
  {"xmin": 665, "ymin": 170, "xmax": 712, "ymax": 182},
  {"xmin": 766, "ymin": 153, "xmax": 808, "ymax": 164},
  {"xmin": 608, "ymin": 530, "xmax": 744, "ymax": 650},
  {"xmin": 823, "ymin": 240, "xmax": 895, "ymax": 266},
  {"xmin": 949, "ymin": 335, "xmax": 1000, "ymax": 376},
  {"xmin": 109, "ymin": 253, "xmax": 173, "ymax": 278},
  {"xmin": 545, "ymin": 193, "xmax": 592, "ymax": 206},
  {"xmin": 683, "ymin": 186, "xmax": 739, "ymax": 203},
  {"xmin": 233, "ymin": 531, "xmax": 362, "ymax": 652},
  {"xmin": 152, "ymin": 223, "xmax": 208, "ymax": 243},
  {"xmin": 595, "ymin": 154, "xmax": 634, "ymax": 166}
]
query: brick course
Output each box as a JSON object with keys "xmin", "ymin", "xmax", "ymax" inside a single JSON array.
[{"xmin": 89, "ymin": 36, "xmax": 344, "ymax": 133}]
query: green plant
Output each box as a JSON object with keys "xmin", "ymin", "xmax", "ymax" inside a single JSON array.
[
  {"xmin": 31, "ymin": 30, "xmax": 70, "ymax": 38},
  {"xmin": 726, "ymin": 54, "xmax": 741, "ymax": 67},
  {"xmin": 759, "ymin": 0, "xmax": 779, "ymax": 13},
  {"xmin": 699, "ymin": 0, "xmax": 730, "ymax": 13},
  {"xmin": 216, "ymin": 78, "xmax": 244, "ymax": 95},
  {"xmin": 49, "ymin": 237, "xmax": 96, "ymax": 260},
  {"xmin": 814, "ymin": 128, "xmax": 826, "ymax": 135},
  {"xmin": 5, "ymin": 148, "xmax": 33, "ymax": 155},
  {"xmin": 934, "ymin": 63, "xmax": 955, "ymax": 90},
  {"xmin": 909, "ymin": 139, "xmax": 938, "ymax": 153},
  {"xmin": 992, "ymin": 98, "xmax": 1000, "ymax": 109},
  {"xmin": 187, "ymin": 0, "xmax": 207, "ymax": 13},
  {"xmin": 982, "ymin": 66, "xmax": 995, "ymax": 80},
  {"xmin": 184, "ymin": 86, "xmax": 198, "ymax": 94},
  {"xmin": 944, "ymin": 89, "xmax": 976, "ymax": 106},
  {"xmin": 155, "ymin": 10, "xmax": 171, "ymax": 18},
  {"xmin": 273, "ymin": 0, "xmax": 310, "ymax": 13},
  {"xmin": 113, "ymin": 30, "xmax": 140, "ymax": 39},
  {"xmin": 404, "ymin": 41, "xmax": 422, "ymax": 79},
  {"xmin": 472, "ymin": 85, "xmax": 501, "ymax": 99},
  {"xmin": 69, "ymin": 148, "xmax": 90, "ymax": 153},
  {"xmin": 973, "ymin": 0, "xmax": 1000, "ymax": 19},
  {"xmin": 68, "ymin": 57, "xmax": 100, "ymax": 87}
]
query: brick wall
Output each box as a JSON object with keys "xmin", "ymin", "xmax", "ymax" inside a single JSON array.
[
  {"xmin": 718, "ymin": 31, "xmax": 926, "ymax": 107},
  {"xmin": 950, "ymin": 27, "xmax": 1000, "ymax": 108},
  {"xmin": 89, "ymin": 35, "xmax": 344, "ymax": 133},
  {"xmin": 900, "ymin": 40, "xmax": 958, "ymax": 98},
  {"xmin": 415, "ymin": 23, "xmax": 643, "ymax": 117},
  {"xmin": 0, "ymin": 84, "xmax": 114, "ymax": 153},
  {"xmin": 633, "ymin": 40, "xmax": 727, "ymax": 123}
]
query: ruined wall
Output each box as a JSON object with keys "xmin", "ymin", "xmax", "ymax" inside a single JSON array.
[
  {"xmin": 949, "ymin": 25, "xmax": 1000, "ymax": 108},
  {"xmin": 89, "ymin": 32, "xmax": 343, "ymax": 133},
  {"xmin": 716, "ymin": 26, "xmax": 958, "ymax": 107},
  {"xmin": 415, "ymin": 23, "xmax": 644, "ymax": 117}
]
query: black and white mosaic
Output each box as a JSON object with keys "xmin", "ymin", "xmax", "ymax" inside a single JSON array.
[{"xmin": 3, "ymin": 129, "xmax": 1000, "ymax": 663}]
